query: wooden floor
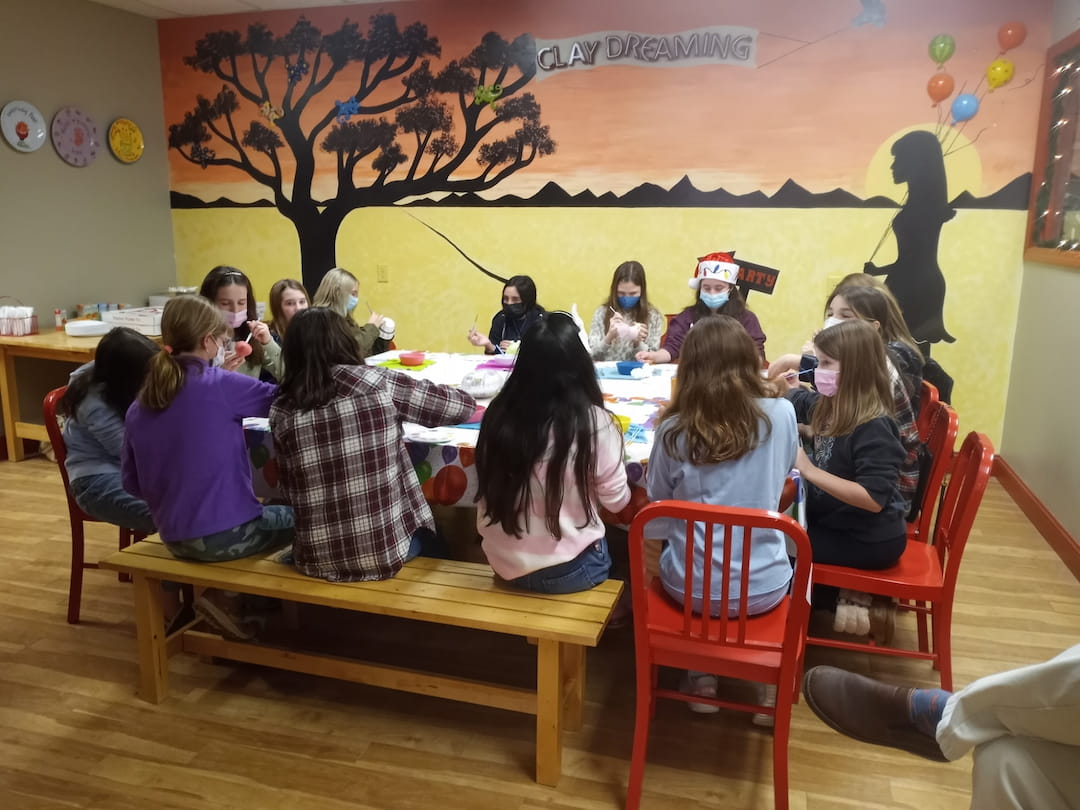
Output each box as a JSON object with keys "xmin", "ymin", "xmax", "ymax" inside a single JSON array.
[{"xmin": 2, "ymin": 456, "xmax": 1078, "ymax": 809}]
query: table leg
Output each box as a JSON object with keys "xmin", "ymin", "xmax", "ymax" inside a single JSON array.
[
  {"xmin": 536, "ymin": 638, "xmax": 564, "ymax": 786},
  {"xmin": 132, "ymin": 574, "xmax": 169, "ymax": 703},
  {"xmin": 0, "ymin": 348, "xmax": 24, "ymax": 462},
  {"xmin": 561, "ymin": 643, "xmax": 586, "ymax": 732}
]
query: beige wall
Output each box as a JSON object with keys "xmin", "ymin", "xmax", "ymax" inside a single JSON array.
[
  {"xmin": 0, "ymin": 0, "xmax": 175, "ymax": 424},
  {"xmin": 1002, "ymin": 0, "xmax": 1080, "ymax": 538}
]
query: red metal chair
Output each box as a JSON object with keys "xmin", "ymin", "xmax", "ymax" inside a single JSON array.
[
  {"xmin": 43, "ymin": 386, "xmax": 146, "ymax": 624},
  {"xmin": 806, "ymin": 431, "xmax": 995, "ymax": 690},
  {"xmin": 915, "ymin": 380, "xmax": 940, "ymax": 443},
  {"xmin": 901, "ymin": 400, "xmax": 959, "ymax": 652},
  {"xmin": 626, "ymin": 502, "xmax": 814, "ymax": 810},
  {"xmin": 908, "ymin": 400, "xmax": 959, "ymax": 545}
]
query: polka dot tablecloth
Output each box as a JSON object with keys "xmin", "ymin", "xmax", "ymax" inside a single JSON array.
[{"xmin": 245, "ymin": 353, "xmax": 672, "ymax": 517}]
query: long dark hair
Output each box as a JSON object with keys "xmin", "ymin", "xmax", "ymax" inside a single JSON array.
[
  {"xmin": 602, "ymin": 260, "xmax": 651, "ymax": 331},
  {"xmin": 892, "ymin": 130, "xmax": 956, "ymax": 224},
  {"xmin": 61, "ymin": 327, "xmax": 159, "ymax": 419},
  {"xmin": 276, "ymin": 308, "xmax": 363, "ymax": 410},
  {"xmin": 475, "ymin": 312, "xmax": 604, "ymax": 539},
  {"xmin": 199, "ymin": 265, "xmax": 264, "ymax": 366},
  {"xmin": 661, "ymin": 316, "xmax": 773, "ymax": 464},
  {"xmin": 504, "ymin": 275, "xmax": 541, "ymax": 313}
]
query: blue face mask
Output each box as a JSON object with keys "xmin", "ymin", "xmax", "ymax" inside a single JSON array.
[
  {"xmin": 617, "ymin": 295, "xmax": 640, "ymax": 310},
  {"xmin": 700, "ymin": 291, "xmax": 729, "ymax": 310},
  {"xmin": 346, "ymin": 295, "xmax": 359, "ymax": 312}
]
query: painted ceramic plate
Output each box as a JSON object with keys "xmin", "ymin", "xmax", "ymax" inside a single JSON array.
[
  {"xmin": 1, "ymin": 100, "xmax": 47, "ymax": 152},
  {"xmin": 108, "ymin": 117, "xmax": 144, "ymax": 163},
  {"xmin": 51, "ymin": 106, "xmax": 100, "ymax": 167}
]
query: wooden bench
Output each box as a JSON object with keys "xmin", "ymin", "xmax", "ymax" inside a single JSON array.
[{"xmin": 100, "ymin": 539, "xmax": 622, "ymax": 786}]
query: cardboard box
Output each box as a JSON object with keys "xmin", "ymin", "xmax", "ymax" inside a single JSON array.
[{"xmin": 101, "ymin": 306, "xmax": 162, "ymax": 336}]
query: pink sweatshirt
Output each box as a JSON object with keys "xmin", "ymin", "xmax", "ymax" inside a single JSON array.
[{"xmin": 479, "ymin": 407, "xmax": 632, "ymax": 580}]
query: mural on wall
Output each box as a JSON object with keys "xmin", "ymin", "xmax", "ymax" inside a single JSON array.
[
  {"xmin": 161, "ymin": 0, "xmax": 1046, "ymax": 367},
  {"xmin": 167, "ymin": 13, "xmax": 553, "ymax": 286}
]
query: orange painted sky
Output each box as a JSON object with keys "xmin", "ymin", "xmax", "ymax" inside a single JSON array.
[{"xmin": 158, "ymin": 0, "xmax": 1050, "ymax": 202}]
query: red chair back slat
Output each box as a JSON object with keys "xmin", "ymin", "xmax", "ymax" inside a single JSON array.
[
  {"xmin": 934, "ymin": 431, "xmax": 995, "ymax": 591},
  {"xmin": 916, "ymin": 380, "xmax": 940, "ymax": 443},
  {"xmin": 909, "ymin": 401, "xmax": 959, "ymax": 543},
  {"xmin": 630, "ymin": 501, "xmax": 812, "ymax": 658}
]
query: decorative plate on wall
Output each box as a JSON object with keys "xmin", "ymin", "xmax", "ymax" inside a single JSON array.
[
  {"xmin": 1, "ymin": 100, "xmax": 47, "ymax": 152},
  {"xmin": 108, "ymin": 117, "xmax": 144, "ymax": 164},
  {"xmin": 51, "ymin": 106, "xmax": 100, "ymax": 167}
]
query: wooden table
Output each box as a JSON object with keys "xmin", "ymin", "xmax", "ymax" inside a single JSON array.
[{"xmin": 0, "ymin": 331, "xmax": 102, "ymax": 461}]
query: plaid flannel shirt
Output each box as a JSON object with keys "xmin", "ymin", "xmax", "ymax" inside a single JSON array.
[{"xmin": 269, "ymin": 365, "xmax": 475, "ymax": 581}]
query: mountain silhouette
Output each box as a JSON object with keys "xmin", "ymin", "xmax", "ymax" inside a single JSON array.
[
  {"xmin": 170, "ymin": 191, "xmax": 274, "ymax": 209},
  {"xmin": 171, "ymin": 173, "xmax": 1032, "ymax": 210},
  {"xmin": 950, "ymin": 173, "xmax": 1030, "ymax": 210}
]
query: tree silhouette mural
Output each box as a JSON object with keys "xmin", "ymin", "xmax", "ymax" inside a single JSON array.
[{"xmin": 168, "ymin": 14, "xmax": 554, "ymax": 289}]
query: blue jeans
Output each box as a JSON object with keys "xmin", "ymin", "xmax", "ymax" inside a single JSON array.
[
  {"xmin": 69, "ymin": 472, "xmax": 156, "ymax": 535},
  {"xmin": 167, "ymin": 505, "xmax": 295, "ymax": 562},
  {"xmin": 404, "ymin": 526, "xmax": 448, "ymax": 561},
  {"xmin": 507, "ymin": 538, "xmax": 612, "ymax": 594}
]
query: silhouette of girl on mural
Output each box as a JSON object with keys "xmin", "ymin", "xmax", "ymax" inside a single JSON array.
[{"xmin": 865, "ymin": 130, "xmax": 955, "ymax": 352}]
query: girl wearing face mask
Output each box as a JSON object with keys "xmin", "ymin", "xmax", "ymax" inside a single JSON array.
[
  {"xmin": 312, "ymin": 267, "xmax": 388, "ymax": 359},
  {"xmin": 268, "ymin": 278, "xmax": 310, "ymax": 342},
  {"xmin": 771, "ymin": 281, "xmax": 925, "ymax": 519},
  {"xmin": 199, "ymin": 266, "xmax": 283, "ymax": 381},
  {"xmin": 587, "ymin": 260, "xmax": 665, "ymax": 361},
  {"xmin": 636, "ymin": 252, "xmax": 766, "ymax": 364},
  {"xmin": 468, "ymin": 275, "xmax": 546, "ymax": 355},
  {"xmin": 784, "ymin": 319, "xmax": 906, "ymax": 571},
  {"xmin": 121, "ymin": 296, "xmax": 292, "ymax": 636}
]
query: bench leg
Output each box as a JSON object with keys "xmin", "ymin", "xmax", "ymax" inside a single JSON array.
[
  {"xmin": 561, "ymin": 644, "xmax": 586, "ymax": 732},
  {"xmin": 536, "ymin": 638, "xmax": 564, "ymax": 786},
  {"xmin": 132, "ymin": 574, "xmax": 169, "ymax": 703}
]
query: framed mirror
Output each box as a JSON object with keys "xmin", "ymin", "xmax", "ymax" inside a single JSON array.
[{"xmin": 1026, "ymin": 28, "xmax": 1080, "ymax": 267}]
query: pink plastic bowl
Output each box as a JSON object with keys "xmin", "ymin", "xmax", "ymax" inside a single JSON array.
[{"xmin": 399, "ymin": 351, "xmax": 426, "ymax": 366}]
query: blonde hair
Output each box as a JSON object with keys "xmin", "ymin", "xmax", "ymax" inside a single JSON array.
[
  {"xmin": 268, "ymin": 278, "xmax": 309, "ymax": 338},
  {"xmin": 661, "ymin": 315, "xmax": 776, "ymax": 464},
  {"xmin": 139, "ymin": 295, "xmax": 226, "ymax": 412},
  {"xmin": 810, "ymin": 319, "xmax": 893, "ymax": 437},
  {"xmin": 311, "ymin": 267, "xmax": 358, "ymax": 320}
]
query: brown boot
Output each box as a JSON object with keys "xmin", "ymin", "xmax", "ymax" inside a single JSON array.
[{"xmin": 802, "ymin": 666, "xmax": 947, "ymax": 761}]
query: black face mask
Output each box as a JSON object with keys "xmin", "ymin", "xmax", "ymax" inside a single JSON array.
[{"xmin": 503, "ymin": 303, "xmax": 525, "ymax": 318}]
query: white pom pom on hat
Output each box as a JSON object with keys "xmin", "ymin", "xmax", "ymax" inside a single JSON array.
[{"xmin": 689, "ymin": 251, "xmax": 740, "ymax": 289}]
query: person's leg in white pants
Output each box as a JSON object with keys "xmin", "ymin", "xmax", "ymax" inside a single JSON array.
[{"xmin": 971, "ymin": 736, "xmax": 1080, "ymax": 810}]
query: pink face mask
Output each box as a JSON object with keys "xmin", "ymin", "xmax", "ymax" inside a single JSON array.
[
  {"xmin": 815, "ymin": 368, "xmax": 839, "ymax": 397},
  {"xmin": 223, "ymin": 310, "xmax": 247, "ymax": 329}
]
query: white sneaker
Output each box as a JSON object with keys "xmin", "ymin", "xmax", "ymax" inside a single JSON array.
[
  {"xmin": 683, "ymin": 673, "xmax": 720, "ymax": 714},
  {"xmin": 753, "ymin": 682, "xmax": 777, "ymax": 727}
]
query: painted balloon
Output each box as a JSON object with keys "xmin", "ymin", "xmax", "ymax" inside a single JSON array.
[
  {"xmin": 262, "ymin": 457, "xmax": 279, "ymax": 489},
  {"xmin": 421, "ymin": 465, "xmax": 467, "ymax": 505},
  {"xmin": 997, "ymin": 22, "xmax": 1027, "ymax": 52},
  {"xmin": 928, "ymin": 34, "xmax": 956, "ymax": 66},
  {"xmin": 927, "ymin": 72, "xmax": 955, "ymax": 105},
  {"xmin": 950, "ymin": 92, "xmax": 980, "ymax": 125},
  {"xmin": 250, "ymin": 444, "xmax": 269, "ymax": 469},
  {"xmin": 414, "ymin": 459, "xmax": 432, "ymax": 484},
  {"xmin": 986, "ymin": 58, "xmax": 1015, "ymax": 91}
]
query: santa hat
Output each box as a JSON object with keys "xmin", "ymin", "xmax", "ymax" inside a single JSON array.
[{"xmin": 688, "ymin": 252, "xmax": 740, "ymax": 289}]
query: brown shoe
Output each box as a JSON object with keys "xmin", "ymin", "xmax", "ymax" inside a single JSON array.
[{"xmin": 802, "ymin": 666, "xmax": 948, "ymax": 761}]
